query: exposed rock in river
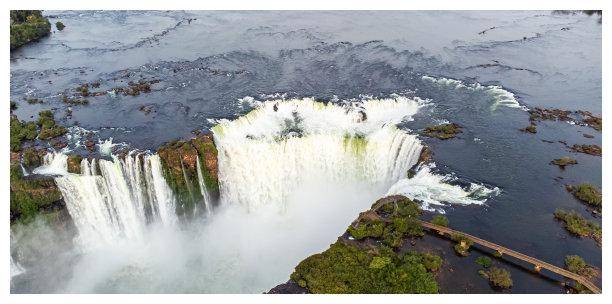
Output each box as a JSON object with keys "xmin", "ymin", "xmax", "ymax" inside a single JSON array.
[
  {"xmin": 550, "ymin": 157, "xmax": 577, "ymax": 169},
  {"xmin": 570, "ymin": 144, "xmax": 601, "ymax": 156},
  {"xmin": 423, "ymin": 123, "xmax": 462, "ymax": 140},
  {"xmin": 527, "ymin": 107, "xmax": 602, "ymax": 132}
]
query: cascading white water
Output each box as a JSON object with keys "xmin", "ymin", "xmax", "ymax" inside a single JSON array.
[
  {"xmin": 212, "ymin": 97, "xmax": 425, "ymax": 211},
  {"xmin": 53, "ymin": 153, "xmax": 177, "ymax": 247},
  {"xmin": 386, "ymin": 164, "xmax": 500, "ymax": 212},
  {"xmin": 196, "ymin": 156, "xmax": 213, "ymax": 215},
  {"xmin": 33, "ymin": 152, "xmax": 68, "ymax": 176},
  {"xmin": 421, "ymin": 75, "xmax": 527, "ymax": 111}
]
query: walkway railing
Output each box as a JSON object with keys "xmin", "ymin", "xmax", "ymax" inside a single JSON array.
[{"xmin": 419, "ymin": 220, "xmax": 601, "ymax": 294}]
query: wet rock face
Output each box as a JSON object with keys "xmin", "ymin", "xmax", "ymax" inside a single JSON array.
[{"xmin": 157, "ymin": 132, "xmax": 219, "ymax": 218}]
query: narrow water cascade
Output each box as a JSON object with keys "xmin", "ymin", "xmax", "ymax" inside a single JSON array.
[{"xmin": 196, "ymin": 155, "xmax": 213, "ymax": 216}]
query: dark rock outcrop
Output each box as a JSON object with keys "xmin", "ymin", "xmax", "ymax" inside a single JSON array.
[{"xmin": 423, "ymin": 123, "xmax": 462, "ymax": 140}]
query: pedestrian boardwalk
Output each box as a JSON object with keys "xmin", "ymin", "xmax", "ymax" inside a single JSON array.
[{"xmin": 419, "ymin": 220, "xmax": 601, "ymax": 294}]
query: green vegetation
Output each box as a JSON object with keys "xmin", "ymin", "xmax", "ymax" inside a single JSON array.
[
  {"xmin": 554, "ymin": 209, "xmax": 601, "ymax": 245},
  {"xmin": 158, "ymin": 133, "xmax": 219, "ymax": 218},
  {"xmin": 290, "ymin": 196, "xmax": 443, "ymax": 293},
  {"xmin": 26, "ymin": 97, "xmax": 44, "ymax": 104},
  {"xmin": 348, "ymin": 218, "xmax": 385, "ymax": 239},
  {"xmin": 10, "ymin": 163, "xmax": 62, "ymax": 224},
  {"xmin": 423, "ymin": 123, "xmax": 462, "ymax": 140},
  {"xmin": 290, "ymin": 241, "xmax": 439, "ymax": 293},
  {"xmin": 67, "ymin": 154, "xmax": 83, "ymax": 174},
  {"xmin": 10, "ymin": 10, "xmax": 51, "ymax": 50},
  {"xmin": 550, "ymin": 157, "xmax": 577, "ymax": 169},
  {"xmin": 11, "ymin": 101, "xmax": 18, "ymax": 111},
  {"xmin": 10, "ymin": 116, "xmax": 38, "ymax": 152},
  {"xmin": 10, "ymin": 110, "xmax": 69, "ymax": 151},
  {"xmin": 568, "ymin": 183, "xmax": 601, "ymax": 209},
  {"xmin": 451, "ymin": 233, "xmax": 474, "ymax": 256},
  {"xmin": 481, "ymin": 267, "xmax": 513, "ymax": 289},
  {"xmin": 114, "ymin": 80, "xmax": 157, "ymax": 96},
  {"xmin": 565, "ymin": 255, "xmax": 597, "ymax": 279},
  {"xmin": 22, "ymin": 147, "xmax": 44, "ymax": 168},
  {"xmin": 347, "ymin": 197, "xmax": 423, "ymax": 249},
  {"xmin": 76, "ymin": 83, "xmax": 90, "ymax": 97},
  {"xmin": 420, "ymin": 252, "xmax": 443, "ymax": 272},
  {"xmin": 55, "ymin": 21, "xmax": 65, "ymax": 31},
  {"xmin": 476, "ymin": 256, "xmax": 492, "ymax": 268},
  {"xmin": 36, "ymin": 110, "xmax": 67, "ymax": 140},
  {"xmin": 431, "ymin": 215, "xmax": 448, "ymax": 227}
]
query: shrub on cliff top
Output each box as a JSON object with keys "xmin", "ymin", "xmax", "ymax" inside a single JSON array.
[
  {"xmin": 290, "ymin": 241, "xmax": 439, "ymax": 293},
  {"xmin": 10, "ymin": 163, "xmax": 62, "ymax": 224},
  {"xmin": 10, "ymin": 116, "xmax": 38, "ymax": 152}
]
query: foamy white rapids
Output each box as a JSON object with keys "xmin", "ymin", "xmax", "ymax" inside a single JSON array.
[
  {"xmin": 213, "ymin": 97, "xmax": 426, "ymax": 210},
  {"xmin": 387, "ymin": 164, "xmax": 500, "ymax": 212},
  {"xmin": 422, "ymin": 75, "xmax": 527, "ymax": 111},
  {"xmin": 46, "ymin": 152, "xmax": 177, "ymax": 247},
  {"xmin": 32, "ymin": 152, "xmax": 68, "ymax": 176}
]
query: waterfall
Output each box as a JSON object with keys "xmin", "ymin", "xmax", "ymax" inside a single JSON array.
[
  {"xmin": 53, "ymin": 153, "xmax": 177, "ymax": 247},
  {"xmin": 212, "ymin": 97, "xmax": 425, "ymax": 210},
  {"xmin": 10, "ymin": 256, "xmax": 25, "ymax": 278},
  {"xmin": 196, "ymin": 155, "xmax": 213, "ymax": 216},
  {"xmin": 33, "ymin": 152, "xmax": 68, "ymax": 176}
]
